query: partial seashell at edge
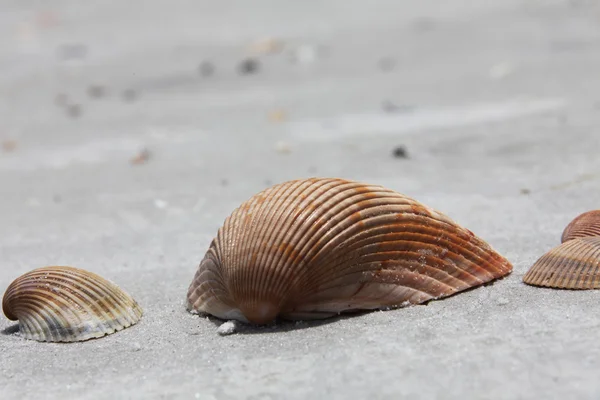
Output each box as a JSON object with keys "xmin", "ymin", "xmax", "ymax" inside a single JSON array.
[
  {"xmin": 561, "ymin": 210, "xmax": 600, "ymax": 243},
  {"xmin": 186, "ymin": 178, "xmax": 513, "ymax": 325},
  {"xmin": 523, "ymin": 236, "xmax": 600, "ymax": 289},
  {"xmin": 2, "ymin": 266, "xmax": 143, "ymax": 342}
]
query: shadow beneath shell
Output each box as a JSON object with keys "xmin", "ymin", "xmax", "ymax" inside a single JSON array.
[
  {"xmin": 1, "ymin": 324, "xmax": 20, "ymax": 336},
  {"xmin": 200, "ymin": 274, "xmax": 512, "ymax": 335},
  {"xmin": 204, "ymin": 309, "xmax": 376, "ymax": 335}
]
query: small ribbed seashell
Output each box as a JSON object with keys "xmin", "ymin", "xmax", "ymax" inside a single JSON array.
[
  {"xmin": 2, "ymin": 266, "xmax": 143, "ymax": 342},
  {"xmin": 561, "ymin": 210, "xmax": 600, "ymax": 243},
  {"xmin": 523, "ymin": 236, "xmax": 600, "ymax": 289},
  {"xmin": 187, "ymin": 178, "xmax": 513, "ymax": 325}
]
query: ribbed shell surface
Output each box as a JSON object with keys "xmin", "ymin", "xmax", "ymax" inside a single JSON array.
[
  {"xmin": 187, "ymin": 178, "xmax": 513, "ymax": 324},
  {"xmin": 2, "ymin": 266, "xmax": 143, "ymax": 342},
  {"xmin": 523, "ymin": 237, "xmax": 600, "ymax": 289},
  {"xmin": 561, "ymin": 210, "xmax": 600, "ymax": 243}
]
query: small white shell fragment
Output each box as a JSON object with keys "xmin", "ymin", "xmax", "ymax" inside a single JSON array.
[
  {"xmin": 290, "ymin": 44, "xmax": 318, "ymax": 64},
  {"xmin": 496, "ymin": 297, "xmax": 510, "ymax": 306},
  {"xmin": 489, "ymin": 62, "xmax": 513, "ymax": 80},
  {"xmin": 275, "ymin": 141, "xmax": 291, "ymax": 154},
  {"xmin": 154, "ymin": 199, "xmax": 168, "ymax": 209},
  {"xmin": 217, "ymin": 320, "xmax": 238, "ymax": 336},
  {"xmin": 248, "ymin": 38, "xmax": 283, "ymax": 55}
]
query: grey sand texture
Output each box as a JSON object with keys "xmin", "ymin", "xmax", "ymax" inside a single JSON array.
[{"xmin": 2, "ymin": 1, "xmax": 600, "ymax": 399}]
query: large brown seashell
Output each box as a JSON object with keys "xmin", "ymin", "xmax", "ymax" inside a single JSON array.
[
  {"xmin": 187, "ymin": 178, "xmax": 513, "ymax": 324},
  {"xmin": 2, "ymin": 266, "xmax": 143, "ymax": 342},
  {"xmin": 561, "ymin": 210, "xmax": 600, "ymax": 243},
  {"xmin": 523, "ymin": 236, "xmax": 600, "ymax": 289}
]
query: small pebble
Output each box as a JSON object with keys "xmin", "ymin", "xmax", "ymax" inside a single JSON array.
[
  {"xmin": 378, "ymin": 57, "xmax": 396, "ymax": 72},
  {"xmin": 382, "ymin": 100, "xmax": 415, "ymax": 113},
  {"xmin": 496, "ymin": 297, "xmax": 510, "ymax": 306},
  {"xmin": 87, "ymin": 85, "xmax": 106, "ymax": 99},
  {"xmin": 130, "ymin": 148, "xmax": 151, "ymax": 165},
  {"xmin": 122, "ymin": 88, "xmax": 138, "ymax": 102},
  {"xmin": 275, "ymin": 141, "xmax": 292, "ymax": 154},
  {"xmin": 66, "ymin": 104, "xmax": 82, "ymax": 118},
  {"xmin": 35, "ymin": 11, "xmax": 59, "ymax": 29},
  {"xmin": 57, "ymin": 43, "xmax": 87, "ymax": 60},
  {"xmin": 392, "ymin": 145, "xmax": 408, "ymax": 159},
  {"xmin": 557, "ymin": 114, "xmax": 568, "ymax": 125},
  {"xmin": 520, "ymin": 188, "xmax": 531, "ymax": 195},
  {"xmin": 238, "ymin": 58, "xmax": 260, "ymax": 75},
  {"xmin": 131, "ymin": 342, "xmax": 142, "ymax": 352},
  {"xmin": 382, "ymin": 100, "xmax": 397, "ymax": 113},
  {"xmin": 249, "ymin": 38, "xmax": 283, "ymax": 55},
  {"xmin": 198, "ymin": 61, "xmax": 214, "ymax": 77},
  {"xmin": 268, "ymin": 109, "xmax": 287, "ymax": 122},
  {"xmin": 1, "ymin": 140, "xmax": 17, "ymax": 152},
  {"xmin": 217, "ymin": 320, "xmax": 238, "ymax": 336}
]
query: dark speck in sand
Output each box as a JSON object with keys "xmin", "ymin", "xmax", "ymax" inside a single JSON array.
[
  {"xmin": 392, "ymin": 146, "xmax": 408, "ymax": 159},
  {"xmin": 55, "ymin": 93, "xmax": 68, "ymax": 107},
  {"xmin": 238, "ymin": 58, "xmax": 260, "ymax": 75},
  {"xmin": 131, "ymin": 148, "xmax": 151, "ymax": 165},
  {"xmin": 57, "ymin": 43, "xmax": 88, "ymax": 60},
  {"xmin": 382, "ymin": 100, "xmax": 416, "ymax": 113},
  {"xmin": 199, "ymin": 61, "xmax": 215, "ymax": 77},
  {"xmin": 122, "ymin": 89, "xmax": 138, "ymax": 102},
  {"xmin": 87, "ymin": 85, "xmax": 107, "ymax": 99},
  {"xmin": 67, "ymin": 104, "xmax": 82, "ymax": 118},
  {"xmin": 378, "ymin": 57, "xmax": 396, "ymax": 72}
]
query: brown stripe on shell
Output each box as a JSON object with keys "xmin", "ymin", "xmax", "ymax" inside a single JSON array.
[
  {"xmin": 561, "ymin": 210, "xmax": 600, "ymax": 243},
  {"xmin": 187, "ymin": 178, "xmax": 513, "ymax": 324},
  {"xmin": 2, "ymin": 266, "xmax": 143, "ymax": 342},
  {"xmin": 523, "ymin": 236, "xmax": 600, "ymax": 289}
]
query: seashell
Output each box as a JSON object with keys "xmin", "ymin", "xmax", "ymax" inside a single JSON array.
[
  {"xmin": 523, "ymin": 236, "xmax": 600, "ymax": 289},
  {"xmin": 561, "ymin": 210, "xmax": 600, "ymax": 243},
  {"xmin": 2, "ymin": 266, "xmax": 143, "ymax": 342},
  {"xmin": 187, "ymin": 178, "xmax": 513, "ymax": 325}
]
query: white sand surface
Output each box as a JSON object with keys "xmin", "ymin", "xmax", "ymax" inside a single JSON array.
[{"xmin": 2, "ymin": 1, "xmax": 600, "ymax": 398}]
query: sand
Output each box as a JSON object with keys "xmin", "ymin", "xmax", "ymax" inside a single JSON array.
[{"xmin": 2, "ymin": 1, "xmax": 600, "ymax": 398}]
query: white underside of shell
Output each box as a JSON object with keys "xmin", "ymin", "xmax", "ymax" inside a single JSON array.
[{"xmin": 222, "ymin": 309, "xmax": 248, "ymax": 323}]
